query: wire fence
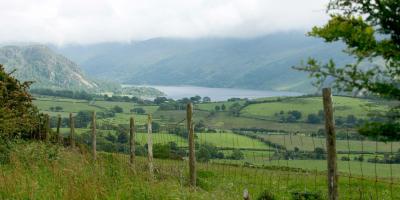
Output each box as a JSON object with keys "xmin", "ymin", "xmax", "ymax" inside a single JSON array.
[{"xmin": 38, "ymin": 92, "xmax": 400, "ymax": 199}]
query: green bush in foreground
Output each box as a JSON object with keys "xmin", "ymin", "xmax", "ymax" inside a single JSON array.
[{"xmin": 0, "ymin": 64, "xmax": 40, "ymax": 139}]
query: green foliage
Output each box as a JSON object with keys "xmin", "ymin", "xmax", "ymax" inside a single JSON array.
[
  {"xmin": 190, "ymin": 95, "xmax": 202, "ymax": 103},
  {"xmin": 117, "ymin": 132, "xmax": 128, "ymax": 143},
  {"xmin": 291, "ymin": 191, "xmax": 322, "ymax": 200},
  {"xmin": 275, "ymin": 110, "xmax": 303, "ymax": 123},
  {"xmin": 295, "ymin": 0, "xmax": 400, "ymax": 140},
  {"xmin": 116, "ymin": 86, "xmax": 164, "ymax": 98},
  {"xmin": 0, "ymin": 64, "xmax": 40, "ymax": 138},
  {"xmin": 31, "ymin": 88, "xmax": 94, "ymax": 100},
  {"xmin": 0, "ymin": 140, "xmax": 13, "ymax": 164},
  {"xmin": 152, "ymin": 142, "xmax": 185, "ymax": 159},
  {"xmin": 74, "ymin": 111, "xmax": 92, "ymax": 128},
  {"xmin": 131, "ymin": 107, "xmax": 146, "ymax": 114},
  {"xmin": 197, "ymin": 143, "xmax": 224, "ymax": 162},
  {"xmin": 151, "ymin": 121, "xmax": 160, "ymax": 133},
  {"xmin": 112, "ymin": 105, "xmax": 124, "ymax": 113},
  {"xmin": 256, "ymin": 190, "xmax": 276, "ymax": 200},
  {"xmin": 153, "ymin": 143, "xmax": 171, "ymax": 159},
  {"xmin": 154, "ymin": 97, "xmax": 168, "ymax": 105},
  {"xmin": 307, "ymin": 114, "xmax": 322, "ymax": 124},
  {"xmin": 202, "ymin": 96, "xmax": 211, "ymax": 102},
  {"xmin": 288, "ymin": 110, "xmax": 302, "ymax": 120},
  {"xmin": 228, "ymin": 149, "xmax": 244, "ymax": 160},
  {"xmin": 229, "ymin": 103, "xmax": 242, "ymax": 117}
]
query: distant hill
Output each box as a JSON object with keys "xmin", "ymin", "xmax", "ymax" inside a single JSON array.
[
  {"xmin": 55, "ymin": 32, "xmax": 351, "ymax": 93},
  {"xmin": 0, "ymin": 45, "xmax": 100, "ymax": 91}
]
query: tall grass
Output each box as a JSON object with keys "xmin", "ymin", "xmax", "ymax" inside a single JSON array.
[{"xmin": 0, "ymin": 141, "xmax": 397, "ymax": 199}]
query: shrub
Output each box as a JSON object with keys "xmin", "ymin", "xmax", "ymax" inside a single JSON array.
[
  {"xmin": 196, "ymin": 143, "xmax": 224, "ymax": 162},
  {"xmin": 341, "ymin": 156, "xmax": 350, "ymax": 161},
  {"xmin": 221, "ymin": 104, "xmax": 226, "ymax": 111},
  {"xmin": 0, "ymin": 64, "xmax": 40, "ymax": 139},
  {"xmin": 112, "ymin": 106, "xmax": 123, "ymax": 113},
  {"xmin": 153, "ymin": 142, "xmax": 185, "ymax": 159},
  {"xmin": 74, "ymin": 111, "xmax": 92, "ymax": 128},
  {"xmin": 153, "ymin": 143, "xmax": 171, "ymax": 159},
  {"xmin": 131, "ymin": 107, "xmax": 146, "ymax": 114},
  {"xmin": 229, "ymin": 149, "xmax": 244, "ymax": 160},
  {"xmin": 288, "ymin": 110, "xmax": 302, "ymax": 120},
  {"xmin": 0, "ymin": 140, "xmax": 12, "ymax": 164},
  {"xmin": 307, "ymin": 114, "xmax": 322, "ymax": 124},
  {"xmin": 151, "ymin": 121, "xmax": 160, "ymax": 133},
  {"xmin": 354, "ymin": 155, "xmax": 364, "ymax": 162},
  {"xmin": 256, "ymin": 190, "xmax": 276, "ymax": 200},
  {"xmin": 291, "ymin": 191, "xmax": 322, "ymax": 200},
  {"xmin": 313, "ymin": 147, "xmax": 326, "ymax": 160}
]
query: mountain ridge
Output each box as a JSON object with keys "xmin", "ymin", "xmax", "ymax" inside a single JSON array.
[
  {"xmin": 0, "ymin": 45, "xmax": 99, "ymax": 90},
  {"xmin": 55, "ymin": 32, "xmax": 351, "ymax": 93}
]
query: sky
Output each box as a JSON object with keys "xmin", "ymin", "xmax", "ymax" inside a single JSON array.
[{"xmin": 0, "ymin": 0, "xmax": 330, "ymax": 45}]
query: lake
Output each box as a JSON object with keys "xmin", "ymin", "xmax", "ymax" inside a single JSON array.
[{"xmin": 124, "ymin": 85, "xmax": 302, "ymax": 101}]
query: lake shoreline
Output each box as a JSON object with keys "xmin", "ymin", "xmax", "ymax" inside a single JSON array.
[{"xmin": 122, "ymin": 84, "xmax": 303, "ymax": 101}]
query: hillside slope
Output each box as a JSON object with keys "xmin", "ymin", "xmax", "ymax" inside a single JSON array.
[
  {"xmin": 0, "ymin": 45, "xmax": 98, "ymax": 90},
  {"xmin": 56, "ymin": 32, "xmax": 352, "ymax": 93}
]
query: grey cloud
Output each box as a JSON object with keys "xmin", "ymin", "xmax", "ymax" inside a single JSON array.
[{"xmin": 0, "ymin": 0, "xmax": 329, "ymax": 45}]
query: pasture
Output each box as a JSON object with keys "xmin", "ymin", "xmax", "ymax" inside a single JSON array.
[
  {"xmin": 262, "ymin": 134, "xmax": 400, "ymax": 153},
  {"xmin": 241, "ymin": 96, "xmax": 388, "ymax": 121}
]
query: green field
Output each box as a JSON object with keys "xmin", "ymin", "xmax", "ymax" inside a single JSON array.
[
  {"xmin": 205, "ymin": 112, "xmax": 324, "ymax": 132},
  {"xmin": 34, "ymin": 97, "xmax": 157, "ymax": 126},
  {"xmin": 241, "ymin": 96, "xmax": 388, "ymax": 121},
  {"xmin": 34, "ymin": 95, "xmax": 382, "ymax": 134},
  {"xmin": 261, "ymin": 134, "xmax": 400, "ymax": 152},
  {"xmin": 34, "ymin": 98, "xmax": 101, "ymax": 113},
  {"xmin": 35, "ymin": 95, "xmax": 399, "ymax": 182},
  {"xmin": 213, "ymin": 158, "xmax": 400, "ymax": 178},
  {"xmin": 197, "ymin": 132, "xmax": 270, "ymax": 149},
  {"xmin": 135, "ymin": 132, "xmax": 188, "ymax": 147}
]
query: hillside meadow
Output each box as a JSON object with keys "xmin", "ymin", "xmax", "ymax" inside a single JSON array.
[
  {"xmin": 29, "ymin": 94, "xmax": 400, "ymax": 190},
  {"xmin": 240, "ymin": 96, "xmax": 388, "ymax": 121}
]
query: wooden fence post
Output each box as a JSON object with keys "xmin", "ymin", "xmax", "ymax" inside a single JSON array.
[
  {"xmin": 147, "ymin": 114, "xmax": 154, "ymax": 177},
  {"xmin": 130, "ymin": 116, "xmax": 136, "ymax": 166},
  {"xmin": 92, "ymin": 111, "xmax": 96, "ymax": 160},
  {"xmin": 187, "ymin": 103, "xmax": 196, "ymax": 187},
  {"xmin": 69, "ymin": 113, "xmax": 75, "ymax": 148},
  {"xmin": 322, "ymin": 88, "xmax": 338, "ymax": 200},
  {"xmin": 56, "ymin": 114, "xmax": 61, "ymax": 144}
]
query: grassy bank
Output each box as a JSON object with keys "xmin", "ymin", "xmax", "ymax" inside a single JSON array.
[{"xmin": 0, "ymin": 141, "xmax": 398, "ymax": 199}]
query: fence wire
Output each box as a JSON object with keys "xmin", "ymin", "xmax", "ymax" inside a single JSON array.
[{"xmin": 40, "ymin": 107, "xmax": 400, "ymax": 199}]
